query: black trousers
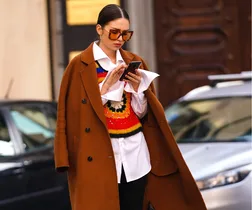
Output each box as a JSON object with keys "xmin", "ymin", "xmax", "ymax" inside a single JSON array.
[{"xmin": 119, "ymin": 166, "xmax": 147, "ymax": 210}]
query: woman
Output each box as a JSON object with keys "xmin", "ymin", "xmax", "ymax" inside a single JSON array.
[{"xmin": 54, "ymin": 4, "xmax": 207, "ymax": 210}]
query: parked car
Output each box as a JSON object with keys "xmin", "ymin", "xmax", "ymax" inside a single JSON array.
[
  {"xmin": 0, "ymin": 100, "xmax": 71, "ymax": 210},
  {"xmin": 164, "ymin": 72, "xmax": 252, "ymax": 210}
]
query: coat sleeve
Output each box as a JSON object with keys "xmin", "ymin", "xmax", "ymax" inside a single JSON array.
[{"xmin": 54, "ymin": 62, "xmax": 73, "ymax": 172}]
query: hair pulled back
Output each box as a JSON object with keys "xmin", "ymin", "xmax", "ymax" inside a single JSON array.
[{"xmin": 97, "ymin": 4, "xmax": 130, "ymax": 27}]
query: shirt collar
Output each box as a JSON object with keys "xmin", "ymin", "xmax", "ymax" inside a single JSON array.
[{"xmin": 93, "ymin": 41, "xmax": 124, "ymax": 63}]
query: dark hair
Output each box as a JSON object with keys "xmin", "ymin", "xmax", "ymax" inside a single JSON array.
[{"xmin": 97, "ymin": 4, "xmax": 130, "ymax": 27}]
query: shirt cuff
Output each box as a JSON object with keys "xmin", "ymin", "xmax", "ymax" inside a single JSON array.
[{"xmin": 124, "ymin": 69, "xmax": 159, "ymax": 93}]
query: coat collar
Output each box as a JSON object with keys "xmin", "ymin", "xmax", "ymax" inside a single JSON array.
[{"xmin": 79, "ymin": 42, "xmax": 135, "ymax": 127}]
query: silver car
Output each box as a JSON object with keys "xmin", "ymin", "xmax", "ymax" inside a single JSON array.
[{"xmin": 164, "ymin": 72, "xmax": 252, "ymax": 210}]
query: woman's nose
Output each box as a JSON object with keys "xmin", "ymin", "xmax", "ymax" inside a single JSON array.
[{"xmin": 117, "ymin": 34, "xmax": 123, "ymax": 41}]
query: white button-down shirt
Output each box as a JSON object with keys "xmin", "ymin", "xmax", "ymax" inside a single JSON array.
[{"xmin": 93, "ymin": 42, "xmax": 159, "ymax": 183}]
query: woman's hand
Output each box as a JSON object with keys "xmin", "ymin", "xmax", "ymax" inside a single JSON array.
[
  {"xmin": 101, "ymin": 63, "xmax": 127, "ymax": 94},
  {"xmin": 124, "ymin": 69, "xmax": 142, "ymax": 92}
]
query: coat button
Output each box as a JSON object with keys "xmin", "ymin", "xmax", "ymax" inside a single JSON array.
[
  {"xmin": 82, "ymin": 99, "xmax": 87, "ymax": 104},
  {"xmin": 87, "ymin": 156, "xmax": 93, "ymax": 162},
  {"xmin": 85, "ymin": 128, "xmax": 90, "ymax": 133}
]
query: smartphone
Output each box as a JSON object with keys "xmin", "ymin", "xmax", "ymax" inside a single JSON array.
[{"xmin": 119, "ymin": 61, "xmax": 142, "ymax": 81}]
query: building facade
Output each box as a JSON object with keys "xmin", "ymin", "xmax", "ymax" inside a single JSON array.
[{"xmin": 0, "ymin": 0, "xmax": 251, "ymax": 108}]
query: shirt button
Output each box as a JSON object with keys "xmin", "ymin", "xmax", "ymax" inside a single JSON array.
[
  {"xmin": 85, "ymin": 128, "xmax": 90, "ymax": 133},
  {"xmin": 87, "ymin": 156, "xmax": 93, "ymax": 162},
  {"xmin": 82, "ymin": 99, "xmax": 87, "ymax": 104}
]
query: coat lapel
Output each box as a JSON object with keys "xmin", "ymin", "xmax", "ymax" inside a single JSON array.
[
  {"xmin": 79, "ymin": 43, "xmax": 135, "ymax": 128},
  {"xmin": 79, "ymin": 43, "xmax": 107, "ymax": 127}
]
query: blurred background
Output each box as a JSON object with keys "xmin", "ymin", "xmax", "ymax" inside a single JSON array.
[
  {"xmin": 0, "ymin": 0, "xmax": 250, "ymax": 107},
  {"xmin": 0, "ymin": 0, "xmax": 251, "ymax": 210}
]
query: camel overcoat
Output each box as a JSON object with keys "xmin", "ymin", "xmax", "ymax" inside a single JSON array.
[{"xmin": 54, "ymin": 42, "xmax": 207, "ymax": 210}]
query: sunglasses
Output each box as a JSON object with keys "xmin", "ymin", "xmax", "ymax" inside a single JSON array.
[{"xmin": 104, "ymin": 28, "xmax": 133, "ymax": 42}]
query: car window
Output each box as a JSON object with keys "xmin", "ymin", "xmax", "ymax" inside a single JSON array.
[
  {"xmin": 165, "ymin": 97, "xmax": 252, "ymax": 142},
  {"xmin": 9, "ymin": 105, "xmax": 55, "ymax": 151},
  {"xmin": 43, "ymin": 103, "xmax": 57, "ymax": 130},
  {"xmin": 0, "ymin": 112, "xmax": 15, "ymax": 156}
]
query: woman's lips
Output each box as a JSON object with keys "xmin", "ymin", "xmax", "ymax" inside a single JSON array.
[{"xmin": 114, "ymin": 43, "xmax": 122, "ymax": 47}]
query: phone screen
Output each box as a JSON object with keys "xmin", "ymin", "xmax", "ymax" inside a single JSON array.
[{"xmin": 119, "ymin": 61, "xmax": 142, "ymax": 81}]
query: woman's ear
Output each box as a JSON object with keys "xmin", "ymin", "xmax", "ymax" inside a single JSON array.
[{"xmin": 96, "ymin": 24, "xmax": 103, "ymax": 36}]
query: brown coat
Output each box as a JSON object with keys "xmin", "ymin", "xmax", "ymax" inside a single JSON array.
[{"xmin": 54, "ymin": 42, "xmax": 207, "ymax": 210}]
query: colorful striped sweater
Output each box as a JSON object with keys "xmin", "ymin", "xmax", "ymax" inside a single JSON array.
[{"xmin": 96, "ymin": 62, "xmax": 142, "ymax": 138}]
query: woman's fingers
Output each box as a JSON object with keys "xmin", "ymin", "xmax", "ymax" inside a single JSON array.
[
  {"xmin": 126, "ymin": 71, "xmax": 141, "ymax": 82},
  {"xmin": 117, "ymin": 63, "xmax": 127, "ymax": 72},
  {"xmin": 123, "ymin": 69, "xmax": 142, "ymax": 92},
  {"xmin": 105, "ymin": 63, "xmax": 127, "ymax": 87},
  {"xmin": 123, "ymin": 74, "xmax": 141, "ymax": 92},
  {"xmin": 135, "ymin": 69, "xmax": 141, "ymax": 76},
  {"xmin": 112, "ymin": 63, "xmax": 127, "ymax": 77},
  {"xmin": 125, "ymin": 76, "xmax": 140, "ymax": 84}
]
